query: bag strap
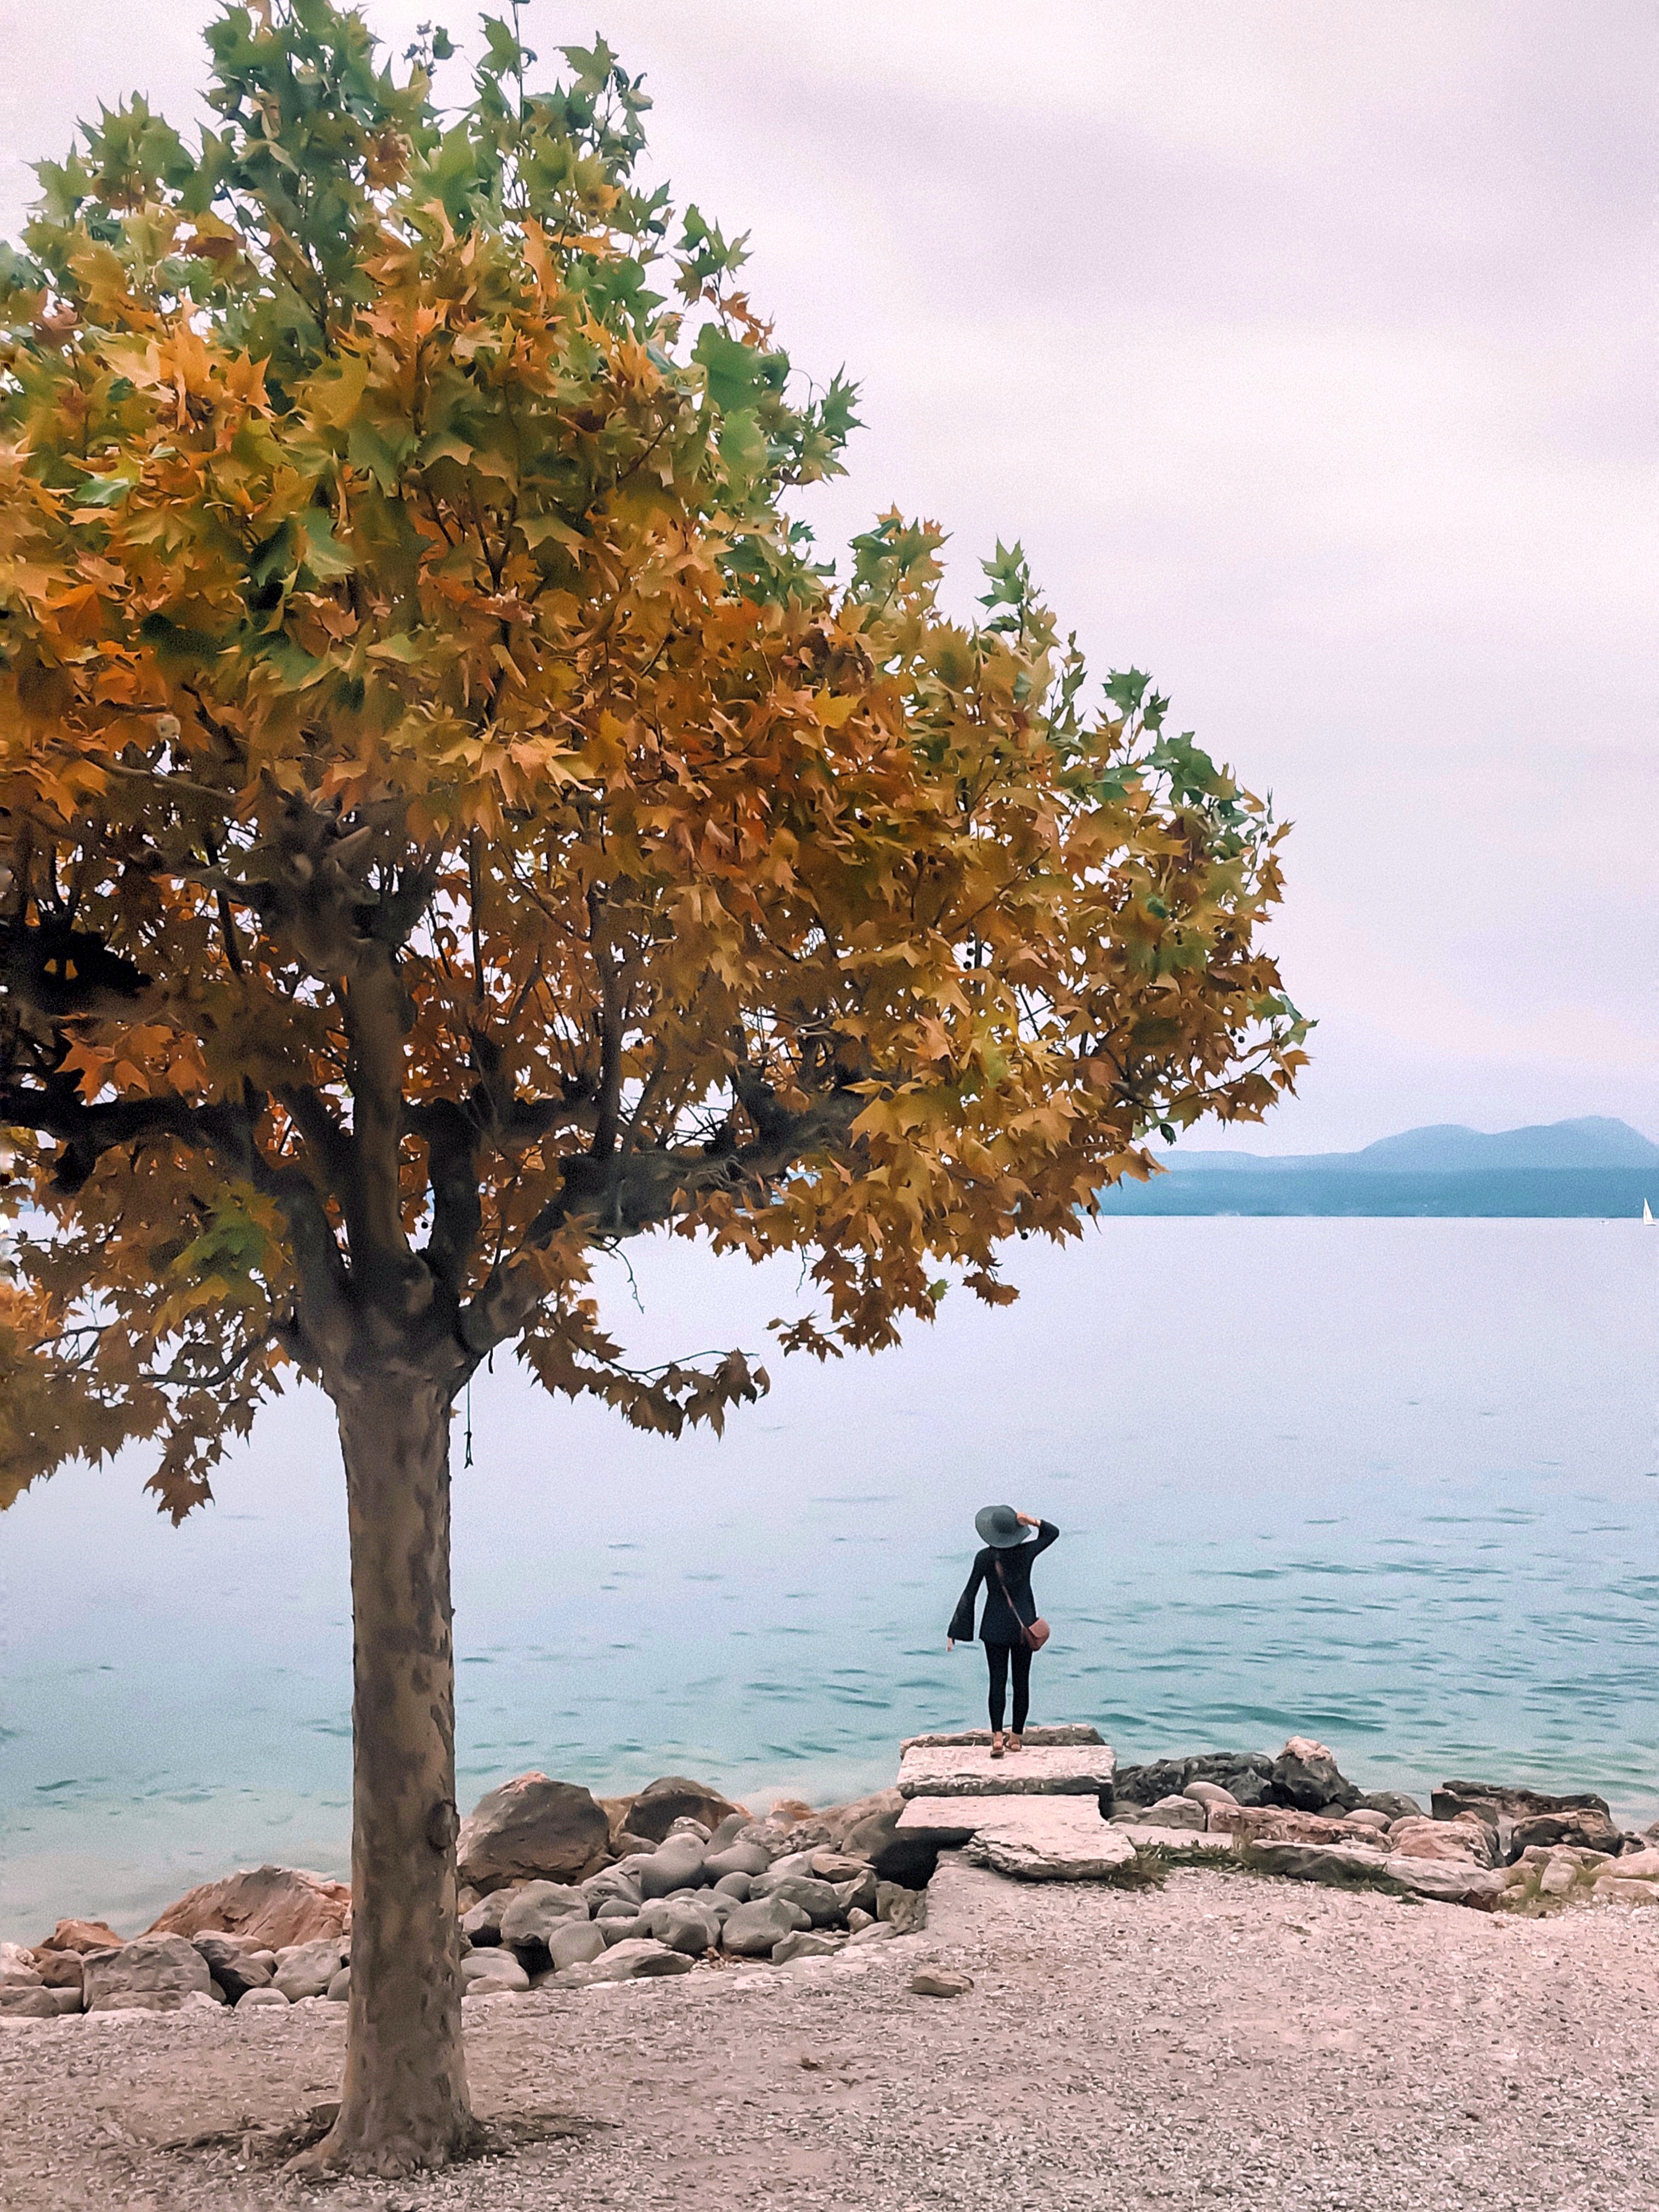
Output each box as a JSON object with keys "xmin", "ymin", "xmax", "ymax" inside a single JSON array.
[{"xmin": 990, "ymin": 1551, "xmax": 1031, "ymax": 1640}]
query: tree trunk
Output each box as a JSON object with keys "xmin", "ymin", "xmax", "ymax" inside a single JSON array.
[{"xmin": 297, "ymin": 1375, "xmax": 474, "ymax": 2175}]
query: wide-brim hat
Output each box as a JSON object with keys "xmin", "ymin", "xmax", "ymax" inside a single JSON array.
[{"xmin": 975, "ymin": 1504, "xmax": 1026, "ymax": 1549}]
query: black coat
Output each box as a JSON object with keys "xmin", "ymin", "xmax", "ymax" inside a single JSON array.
[{"xmin": 948, "ymin": 1521, "xmax": 1058, "ymax": 1646}]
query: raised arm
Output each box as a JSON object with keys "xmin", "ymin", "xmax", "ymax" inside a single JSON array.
[{"xmin": 1023, "ymin": 1514, "xmax": 1059, "ymax": 1557}]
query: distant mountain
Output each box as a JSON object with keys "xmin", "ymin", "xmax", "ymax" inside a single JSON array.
[{"xmin": 1163, "ymin": 1116, "xmax": 1659, "ymax": 1175}]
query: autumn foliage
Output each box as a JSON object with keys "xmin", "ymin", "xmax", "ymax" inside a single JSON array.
[{"xmin": 0, "ymin": 1, "xmax": 1304, "ymax": 2167}]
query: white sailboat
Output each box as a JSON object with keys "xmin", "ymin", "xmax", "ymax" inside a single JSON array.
[{"xmin": 1645, "ymin": 1199, "xmax": 1655, "ymax": 1224}]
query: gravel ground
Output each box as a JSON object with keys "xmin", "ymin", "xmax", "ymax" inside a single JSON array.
[{"xmin": 2, "ymin": 1854, "xmax": 1656, "ymax": 2212}]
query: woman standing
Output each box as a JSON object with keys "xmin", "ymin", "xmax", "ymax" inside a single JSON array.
[{"xmin": 947, "ymin": 1505, "xmax": 1058, "ymax": 1757}]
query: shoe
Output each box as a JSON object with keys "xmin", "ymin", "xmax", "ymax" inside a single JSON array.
[
  {"xmin": 990, "ymin": 1735, "xmax": 1005, "ymax": 1759},
  {"xmin": 1007, "ymin": 1734, "xmax": 1023, "ymax": 1753}
]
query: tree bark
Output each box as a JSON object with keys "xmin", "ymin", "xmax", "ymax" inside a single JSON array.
[{"xmin": 296, "ymin": 1375, "xmax": 475, "ymax": 2175}]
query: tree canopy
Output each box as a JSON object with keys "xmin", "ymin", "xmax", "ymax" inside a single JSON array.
[{"xmin": 0, "ymin": 0, "xmax": 1305, "ymax": 1515}]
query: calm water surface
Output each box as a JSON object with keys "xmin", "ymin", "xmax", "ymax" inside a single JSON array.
[{"xmin": 2, "ymin": 1218, "xmax": 1654, "ymax": 1941}]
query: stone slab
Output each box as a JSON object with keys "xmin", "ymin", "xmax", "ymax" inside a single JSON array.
[
  {"xmin": 896, "ymin": 1743, "xmax": 1115, "ymax": 1800},
  {"xmin": 964, "ymin": 1802, "xmax": 1138, "ymax": 1882},
  {"xmin": 901, "ymin": 1726, "xmax": 1105, "ymax": 1752}
]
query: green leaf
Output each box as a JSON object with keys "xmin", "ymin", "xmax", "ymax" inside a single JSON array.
[{"xmin": 298, "ymin": 513, "xmax": 355, "ymax": 581}]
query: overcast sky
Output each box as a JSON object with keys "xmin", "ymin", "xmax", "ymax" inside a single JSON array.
[{"xmin": 2, "ymin": 1, "xmax": 1651, "ymax": 1149}]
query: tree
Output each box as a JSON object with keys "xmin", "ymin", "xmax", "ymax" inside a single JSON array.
[{"xmin": 0, "ymin": 0, "xmax": 1306, "ymax": 2176}]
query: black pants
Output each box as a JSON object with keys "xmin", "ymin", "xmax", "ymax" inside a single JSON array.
[{"xmin": 985, "ymin": 1640, "xmax": 1031, "ymax": 1734}]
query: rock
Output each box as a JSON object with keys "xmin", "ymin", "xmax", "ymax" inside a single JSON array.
[
  {"xmin": 1243, "ymin": 1841, "xmax": 1389, "ymax": 1887},
  {"xmin": 595, "ymin": 1793, "xmax": 637, "ymax": 1846},
  {"xmin": 193, "ymin": 1935, "xmax": 273, "ymax": 2001},
  {"xmin": 0, "ymin": 1989, "xmax": 59, "ymax": 2018},
  {"xmin": 144, "ymin": 1866, "xmax": 351, "ymax": 1951},
  {"xmin": 325, "ymin": 1968, "xmax": 351, "ymax": 2002},
  {"xmin": 834, "ymin": 1870, "xmax": 879, "ymax": 1917},
  {"xmin": 876, "ymin": 1883, "xmax": 928, "ymax": 1934},
  {"xmin": 1600, "ymin": 1846, "xmax": 1659, "ymax": 1881},
  {"xmin": 598, "ymin": 1915, "xmax": 646, "ymax": 1945},
  {"xmin": 1270, "ymin": 1737, "xmax": 1359, "ymax": 1814},
  {"xmin": 1388, "ymin": 1815, "xmax": 1498, "ymax": 1869},
  {"xmin": 595, "ymin": 1898, "xmax": 640, "ymax": 1924},
  {"xmin": 626, "ymin": 1776, "xmax": 748, "ymax": 1846},
  {"xmin": 83, "ymin": 1935, "xmax": 216, "ymax": 2013},
  {"xmin": 847, "ymin": 1908, "xmax": 874, "ymax": 1933},
  {"xmin": 721, "ymin": 1895, "xmax": 812, "ymax": 1957},
  {"xmin": 749, "ymin": 1874, "xmax": 844, "ymax": 1927},
  {"xmin": 1509, "ymin": 1809, "xmax": 1622, "ymax": 1857},
  {"xmin": 548, "ymin": 1920, "xmax": 607, "ymax": 1972},
  {"xmin": 664, "ymin": 1816, "xmax": 713, "ymax": 1844},
  {"xmin": 1434, "ymin": 1779, "xmax": 1612, "ymax": 1826},
  {"xmin": 1203, "ymin": 1804, "xmax": 1379, "ymax": 1848},
  {"xmin": 28, "ymin": 1950, "xmax": 83, "ymax": 1993},
  {"xmin": 706, "ymin": 1813, "xmax": 749, "ymax": 1850},
  {"xmin": 772, "ymin": 1930, "xmax": 842, "ymax": 1963},
  {"xmin": 1114, "ymin": 1752, "xmax": 1273, "ymax": 1808},
  {"xmin": 637, "ymin": 1897, "xmax": 722, "ymax": 1956},
  {"xmin": 817, "ymin": 1787, "xmax": 904, "ymax": 1853},
  {"xmin": 498, "ymin": 1881, "xmax": 589, "ymax": 1957},
  {"xmin": 0, "ymin": 1943, "xmax": 42, "ymax": 1987},
  {"xmin": 713, "ymin": 1872, "xmax": 752, "ymax": 1901},
  {"xmin": 848, "ymin": 1921, "xmax": 897, "ymax": 1945},
  {"xmin": 461, "ymin": 1949, "xmax": 529, "ymax": 1994},
  {"xmin": 1138, "ymin": 1795, "xmax": 1206, "ymax": 1831},
  {"xmin": 1344, "ymin": 1809, "xmax": 1391, "ymax": 1833},
  {"xmin": 896, "ymin": 1742, "xmax": 1115, "ymax": 1799},
  {"xmin": 805, "ymin": 1850, "xmax": 871, "ymax": 1884},
  {"xmin": 457, "ymin": 1774, "xmax": 612, "ymax": 1890},
  {"xmin": 638, "ymin": 1838, "xmax": 708, "ymax": 1899},
  {"xmin": 1357, "ymin": 1791, "xmax": 1423, "ymax": 1820},
  {"xmin": 1595, "ymin": 1878, "xmax": 1659, "ymax": 1907},
  {"xmin": 33, "ymin": 1918, "xmax": 124, "ymax": 1957},
  {"xmin": 236, "ymin": 1987, "xmax": 290, "ymax": 2010},
  {"xmin": 584, "ymin": 1938, "xmax": 695, "ymax": 1984},
  {"xmin": 910, "ymin": 1969, "xmax": 973, "ymax": 1997},
  {"xmin": 1183, "ymin": 1781, "xmax": 1238, "ymax": 1809},
  {"xmin": 702, "ymin": 1842, "xmax": 771, "ymax": 1882},
  {"xmin": 1384, "ymin": 1855, "xmax": 1507, "ymax": 1908},
  {"xmin": 1538, "ymin": 1859, "xmax": 1578, "ymax": 1898},
  {"xmin": 581, "ymin": 1868, "xmax": 642, "ymax": 1914},
  {"xmin": 45, "ymin": 1988, "xmax": 84, "ymax": 2016},
  {"xmin": 963, "ymin": 1801, "xmax": 1138, "ymax": 1881},
  {"xmin": 272, "ymin": 1938, "xmax": 349, "ymax": 2003}
]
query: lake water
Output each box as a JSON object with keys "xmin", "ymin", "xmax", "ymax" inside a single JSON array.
[{"xmin": 2, "ymin": 1218, "xmax": 1655, "ymax": 1943}]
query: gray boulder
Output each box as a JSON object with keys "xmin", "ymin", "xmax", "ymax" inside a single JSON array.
[
  {"xmin": 0, "ymin": 1988, "xmax": 59, "ymax": 2018},
  {"xmin": 1115, "ymin": 1752, "xmax": 1273, "ymax": 1807},
  {"xmin": 548, "ymin": 1920, "xmax": 607, "ymax": 1973},
  {"xmin": 594, "ymin": 1897, "xmax": 639, "ymax": 1922},
  {"xmin": 83, "ymin": 1936, "xmax": 215, "ymax": 2013},
  {"xmin": 456, "ymin": 1773, "xmax": 611, "ymax": 1890},
  {"xmin": 1183, "ymin": 1781, "xmax": 1238, "ymax": 1809},
  {"xmin": 599, "ymin": 1915, "xmax": 646, "ymax": 1945},
  {"xmin": 584, "ymin": 1938, "xmax": 695, "ymax": 1984},
  {"xmin": 749, "ymin": 1874, "xmax": 843, "ymax": 1927},
  {"xmin": 193, "ymin": 1934, "xmax": 273, "ymax": 2001},
  {"xmin": 1270, "ymin": 1737, "xmax": 1360, "ymax": 1814},
  {"xmin": 325, "ymin": 1967, "xmax": 351, "ymax": 2002},
  {"xmin": 638, "ymin": 1838, "xmax": 707, "ymax": 1899},
  {"xmin": 236, "ymin": 1986, "xmax": 290, "ymax": 2010},
  {"xmin": 1385, "ymin": 1855, "xmax": 1507, "ymax": 1908},
  {"xmin": 713, "ymin": 1871, "xmax": 752, "ymax": 1901},
  {"xmin": 0, "ymin": 1943, "xmax": 41, "ymax": 1988},
  {"xmin": 875, "ymin": 1882, "xmax": 927, "ymax": 1934},
  {"xmin": 706, "ymin": 1813, "xmax": 749, "ymax": 1850},
  {"xmin": 1244, "ymin": 1841, "xmax": 1387, "ymax": 1886},
  {"xmin": 1357, "ymin": 1790, "xmax": 1423, "ymax": 1820},
  {"xmin": 498, "ymin": 1881, "xmax": 589, "ymax": 1956},
  {"xmin": 721, "ymin": 1895, "xmax": 812, "ymax": 1957},
  {"xmin": 581, "ymin": 1869, "xmax": 642, "ymax": 1915},
  {"xmin": 461, "ymin": 1948, "xmax": 529, "ymax": 1994},
  {"xmin": 848, "ymin": 1921, "xmax": 898, "ymax": 1945},
  {"xmin": 1138, "ymin": 1795, "xmax": 1206, "ymax": 1831},
  {"xmin": 272, "ymin": 1938, "xmax": 349, "ymax": 2003},
  {"xmin": 772, "ymin": 1930, "xmax": 842, "ymax": 1963},
  {"xmin": 702, "ymin": 1842, "xmax": 771, "ymax": 1882},
  {"xmin": 834, "ymin": 1870, "xmax": 879, "ymax": 1917},
  {"xmin": 637, "ymin": 1897, "xmax": 722, "ymax": 1956}
]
